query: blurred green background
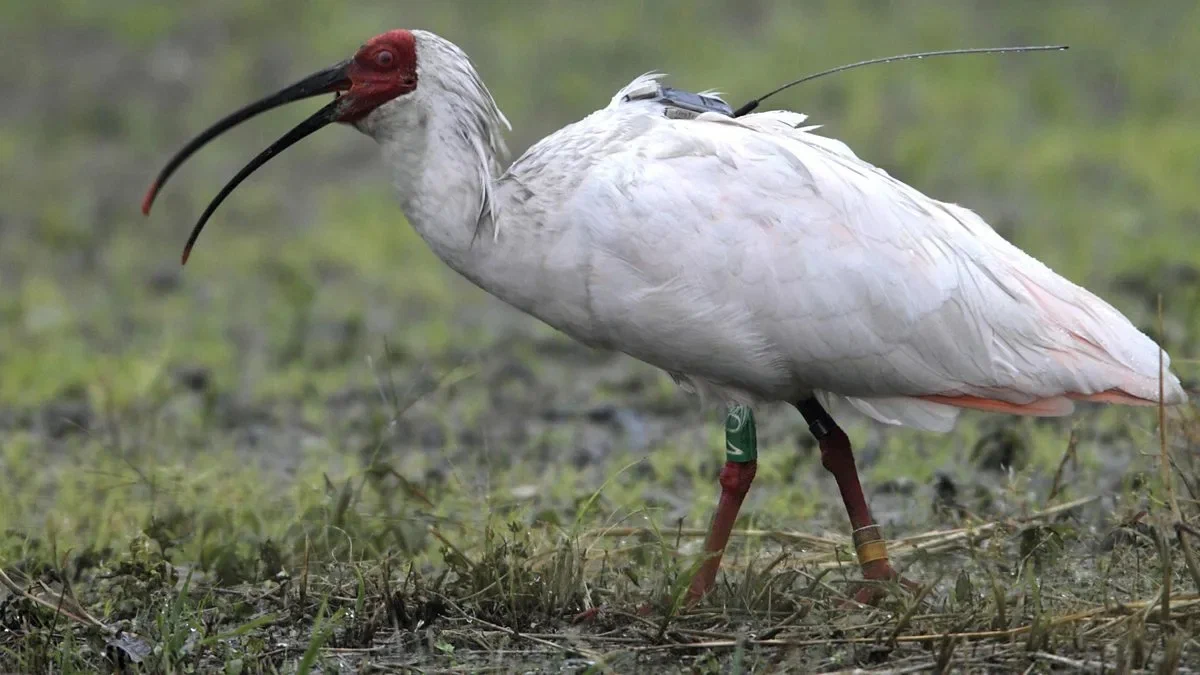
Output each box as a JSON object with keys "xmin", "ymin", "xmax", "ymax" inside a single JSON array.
[{"xmin": 1, "ymin": 0, "xmax": 1198, "ymax": 561}]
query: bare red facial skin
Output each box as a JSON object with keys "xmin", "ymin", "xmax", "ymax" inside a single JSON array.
[{"xmin": 339, "ymin": 29, "xmax": 419, "ymax": 123}]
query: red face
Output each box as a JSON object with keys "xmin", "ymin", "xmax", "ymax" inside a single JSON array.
[
  {"xmin": 339, "ymin": 29, "xmax": 419, "ymax": 123},
  {"xmin": 142, "ymin": 29, "xmax": 423, "ymax": 263}
]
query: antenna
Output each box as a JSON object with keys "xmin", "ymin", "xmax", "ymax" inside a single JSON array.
[{"xmin": 732, "ymin": 45, "xmax": 1068, "ymax": 118}]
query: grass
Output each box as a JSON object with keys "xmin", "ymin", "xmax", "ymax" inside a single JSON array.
[
  {"xmin": 3, "ymin": 0, "xmax": 1200, "ymax": 671},
  {"xmin": 4, "ymin": 444, "xmax": 1200, "ymax": 671}
]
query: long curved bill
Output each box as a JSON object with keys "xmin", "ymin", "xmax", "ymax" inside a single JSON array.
[{"xmin": 142, "ymin": 60, "xmax": 352, "ymax": 264}]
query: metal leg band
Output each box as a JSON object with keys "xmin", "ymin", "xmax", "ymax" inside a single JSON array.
[{"xmin": 852, "ymin": 525, "xmax": 890, "ymax": 565}]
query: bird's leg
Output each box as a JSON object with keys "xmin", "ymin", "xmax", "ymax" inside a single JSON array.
[
  {"xmin": 795, "ymin": 397, "xmax": 915, "ymax": 604},
  {"xmin": 574, "ymin": 405, "xmax": 757, "ymax": 620},
  {"xmin": 685, "ymin": 404, "xmax": 758, "ymax": 604}
]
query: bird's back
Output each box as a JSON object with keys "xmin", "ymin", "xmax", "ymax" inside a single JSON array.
[{"xmin": 497, "ymin": 76, "xmax": 1187, "ymax": 430}]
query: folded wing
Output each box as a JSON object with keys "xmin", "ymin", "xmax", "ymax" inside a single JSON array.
[{"xmin": 556, "ymin": 99, "xmax": 1186, "ymax": 430}]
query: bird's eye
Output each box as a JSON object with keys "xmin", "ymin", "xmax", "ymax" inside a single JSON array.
[{"xmin": 375, "ymin": 50, "xmax": 394, "ymax": 68}]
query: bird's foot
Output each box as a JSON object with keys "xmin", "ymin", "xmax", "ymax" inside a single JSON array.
[
  {"xmin": 571, "ymin": 602, "xmax": 654, "ymax": 624},
  {"xmin": 571, "ymin": 606, "xmax": 603, "ymax": 623},
  {"xmin": 846, "ymin": 558, "xmax": 921, "ymax": 606}
]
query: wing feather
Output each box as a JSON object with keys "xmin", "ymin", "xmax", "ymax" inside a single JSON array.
[{"xmin": 543, "ymin": 100, "xmax": 1186, "ymax": 428}]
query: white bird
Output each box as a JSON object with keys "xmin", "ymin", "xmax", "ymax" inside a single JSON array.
[{"xmin": 143, "ymin": 29, "xmax": 1188, "ymax": 605}]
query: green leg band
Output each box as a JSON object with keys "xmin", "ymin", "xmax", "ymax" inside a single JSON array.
[{"xmin": 725, "ymin": 404, "xmax": 757, "ymax": 463}]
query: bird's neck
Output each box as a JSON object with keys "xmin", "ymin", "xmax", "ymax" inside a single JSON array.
[
  {"xmin": 370, "ymin": 31, "xmax": 508, "ymax": 266},
  {"xmin": 375, "ymin": 102, "xmax": 598, "ymax": 343},
  {"xmin": 367, "ymin": 70, "xmax": 607, "ymax": 346},
  {"xmin": 383, "ymin": 122, "xmax": 495, "ymax": 271}
]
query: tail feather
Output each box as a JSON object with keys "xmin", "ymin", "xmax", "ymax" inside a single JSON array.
[
  {"xmin": 918, "ymin": 393, "xmax": 1075, "ymax": 416},
  {"xmin": 824, "ymin": 393, "xmax": 960, "ymax": 432},
  {"xmin": 935, "ymin": 202, "xmax": 1187, "ymax": 407},
  {"xmin": 835, "ymin": 382, "xmax": 1188, "ymax": 433},
  {"xmin": 1006, "ymin": 266, "xmax": 1187, "ymax": 406}
]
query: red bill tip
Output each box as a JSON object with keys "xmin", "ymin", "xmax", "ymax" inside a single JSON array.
[{"xmin": 141, "ymin": 181, "xmax": 159, "ymax": 216}]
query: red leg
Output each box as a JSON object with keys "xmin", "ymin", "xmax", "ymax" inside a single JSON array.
[
  {"xmin": 686, "ymin": 459, "xmax": 757, "ymax": 604},
  {"xmin": 576, "ymin": 407, "xmax": 758, "ymax": 620},
  {"xmin": 797, "ymin": 398, "xmax": 916, "ymax": 603},
  {"xmin": 686, "ymin": 405, "xmax": 759, "ymax": 605}
]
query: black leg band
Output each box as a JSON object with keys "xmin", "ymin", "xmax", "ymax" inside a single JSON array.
[{"xmin": 795, "ymin": 397, "xmax": 836, "ymax": 440}]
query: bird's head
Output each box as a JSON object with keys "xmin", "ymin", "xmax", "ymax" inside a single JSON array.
[
  {"xmin": 142, "ymin": 29, "xmax": 426, "ymax": 263},
  {"xmin": 339, "ymin": 29, "xmax": 422, "ymax": 123}
]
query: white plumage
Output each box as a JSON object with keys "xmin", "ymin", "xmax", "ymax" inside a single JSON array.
[{"xmin": 364, "ymin": 32, "xmax": 1185, "ymax": 432}]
